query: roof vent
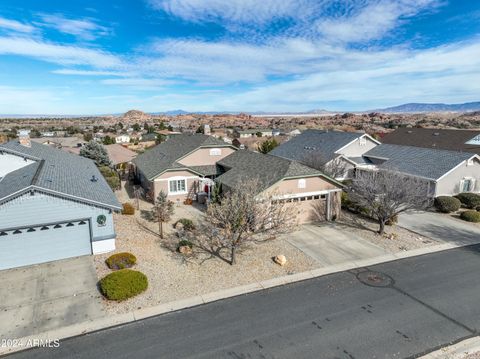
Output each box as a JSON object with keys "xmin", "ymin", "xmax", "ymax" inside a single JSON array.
[
  {"xmin": 91, "ymin": 175, "xmax": 98, "ymax": 182},
  {"xmin": 407, "ymin": 130, "xmax": 413, "ymax": 134},
  {"xmin": 433, "ymin": 132, "xmax": 440, "ymax": 136}
]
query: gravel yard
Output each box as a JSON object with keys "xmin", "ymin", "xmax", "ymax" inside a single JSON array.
[
  {"xmin": 337, "ymin": 211, "xmax": 439, "ymax": 253},
  {"xmin": 95, "ymin": 212, "xmax": 317, "ymax": 314}
]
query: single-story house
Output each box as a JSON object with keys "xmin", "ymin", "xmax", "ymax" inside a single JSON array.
[
  {"xmin": 362, "ymin": 144, "xmax": 480, "ymax": 197},
  {"xmin": 215, "ymin": 150, "xmax": 342, "ymax": 223},
  {"xmin": 0, "ymin": 131, "xmax": 121, "ymax": 270},
  {"xmin": 105, "ymin": 144, "xmax": 137, "ymax": 169},
  {"xmin": 381, "ymin": 128, "xmax": 480, "ymax": 154},
  {"xmin": 115, "ymin": 134, "xmax": 131, "ymax": 144},
  {"xmin": 270, "ymin": 129, "xmax": 380, "ymax": 180},
  {"xmin": 31, "ymin": 136, "xmax": 85, "ymax": 149},
  {"xmin": 234, "ymin": 129, "xmax": 273, "ymax": 138},
  {"xmin": 133, "ymin": 134, "xmax": 237, "ymax": 203}
]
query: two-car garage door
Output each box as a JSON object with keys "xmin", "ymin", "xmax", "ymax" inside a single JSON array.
[{"xmin": 0, "ymin": 220, "xmax": 92, "ymax": 270}]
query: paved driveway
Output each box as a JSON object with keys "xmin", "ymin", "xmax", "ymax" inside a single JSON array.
[
  {"xmin": 399, "ymin": 211, "xmax": 480, "ymax": 246},
  {"xmin": 0, "ymin": 256, "xmax": 105, "ymax": 340},
  {"xmin": 286, "ymin": 224, "xmax": 388, "ymax": 266}
]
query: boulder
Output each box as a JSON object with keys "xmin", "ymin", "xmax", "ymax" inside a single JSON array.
[
  {"xmin": 274, "ymin": 255, "xmax": 287, "ymax": 266},
  {"xmin": 175, "ymin": 222, "xmax": 184, "ymax": 230}
]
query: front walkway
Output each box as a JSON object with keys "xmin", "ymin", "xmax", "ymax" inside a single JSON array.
[
  {"xmin": 286, "ymin": 224, "xmax": 389, "ymax": 266},
  {"xmin": 399, "ymin": 211, "xmax": 480, "ymax": 246}
]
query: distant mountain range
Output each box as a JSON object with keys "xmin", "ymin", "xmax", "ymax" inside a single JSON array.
[
  {"xmin": 2, "ymin": 102, "xmax": 480, "ymax": 118},
  {"xmin": 375, "ymin": 101, "xmax": 480, "ymax": 113}
]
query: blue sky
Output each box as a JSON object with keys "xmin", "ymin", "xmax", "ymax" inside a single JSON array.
[{"xmin": 0, "ymin": 0, "xmax": 479, "ymax": 114}]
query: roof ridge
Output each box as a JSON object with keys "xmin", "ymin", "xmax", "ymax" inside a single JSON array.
[{"xmin": 30, "ymin": 159, "xmax": 45, "ymax": 186}]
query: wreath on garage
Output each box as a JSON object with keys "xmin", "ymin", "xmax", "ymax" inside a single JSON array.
[{"xmin": 97, "ymin": 214, "xmax": 107, "ymax": 226}]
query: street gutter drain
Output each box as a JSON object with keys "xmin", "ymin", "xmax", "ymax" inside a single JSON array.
[{"xmin": 356, "ymin": 271, "xmax": 394, "ymax": 288}]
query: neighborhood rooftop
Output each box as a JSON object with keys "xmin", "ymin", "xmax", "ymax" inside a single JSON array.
[
  {"xmin": 0, "ymin": 140, "xmax": 121, "ymax": 209},
  {"xmin": 381, "ymin": 128, "xmax": 480, "ymax": 153},
  {"xmin": 270, "ymin": 129, "xmax": 366, "ymax": 162},
  {"xmin": 216, "ymin": 150, "xmax": 328, "ymax": 192},
  {"xmin": 363, "ymin": 144, "xmax": 475, "ymax": 180},
  {"xmin": 133, "ymin": 134, "xmax": 231, "ymax": 180}
]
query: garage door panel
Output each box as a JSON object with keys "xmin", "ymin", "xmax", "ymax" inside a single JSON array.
[
  {"xmin": 286, "ymin": 198, "xmax": 326, "ymax": 224},
  {"xmin": 0, "ymin": 221, "xmax": 91, "ymax": 270}
]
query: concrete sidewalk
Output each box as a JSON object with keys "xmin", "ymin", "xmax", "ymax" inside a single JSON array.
[{"xmin": 0, "ymin": 239, "xmax": 467, "ymax": 357}]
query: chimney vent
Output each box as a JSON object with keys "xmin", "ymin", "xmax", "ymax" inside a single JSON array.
[
  {"xmin": 91, "ymin": 175, "xmax": 98, "ymax": 182},
  {"xmin": 18, "ymin": 130, "xmax": 31, "ymax": 147}
]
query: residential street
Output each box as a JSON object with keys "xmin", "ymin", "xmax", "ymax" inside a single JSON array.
[{"xmin": 8, "ymin": 245, "xmax": 480, "ymax": 359}]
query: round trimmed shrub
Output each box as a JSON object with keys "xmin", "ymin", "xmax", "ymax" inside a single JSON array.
[
  {"xmin": 455, "ymin": 193, "xmax": 480, "ymax": 209},
  {"xmin": 100, "ymin": 269, "xmax": 148, "ymax": 301},
  {"xmin": 105, "ymin": 252, "xmax": 137, "ymax": 270},
  {"xmin": 122, "ymin": 203, "xmax": 135, "ymax": 215},
  {"xmin": 460, "ymin": 210, "xmax": 480, "ymax": 223},
  {"xmin": 434, "ymin": 196, "xmax": 461, "ymax": 213},
  {"xmin": 176, "ymin": 218, "xmax": 195, "ymax": 231}
]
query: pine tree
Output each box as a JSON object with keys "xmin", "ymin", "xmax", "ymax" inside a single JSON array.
[{"xmin": 80, "ymin": 140, "xmax": 111, "ymax": 167}]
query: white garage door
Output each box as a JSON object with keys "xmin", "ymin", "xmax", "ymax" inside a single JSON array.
[{"xmin": 0, "ymin": 220, "xmax": 92, "ymax": 270}]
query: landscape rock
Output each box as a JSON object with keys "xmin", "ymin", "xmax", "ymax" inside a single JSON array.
[
  {"xmin": 178, "ymin": 245, "xmax": 193, "ymax": 255},
  {"xmin": 274, "ymin": 255, "xmax": 287, "ymax": 266},
  {"xmin": 175, "ymin": 222, "xmax": 184, "ymax": 230}
]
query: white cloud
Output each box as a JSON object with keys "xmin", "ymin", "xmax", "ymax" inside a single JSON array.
[
  {"xmin": 0, "ymin": 36, "xmax": 123, "ymax": 68},
  {"xmin": 52, "ymin": 69, "xmax": 129, "ymax": 76},
  {"xmin": 37, "ymin": 13, "xmax": 111, "ymax": 40},
  {"xmin": 0, "ymin": 17, "xmax": 35, "ymax": 33}
]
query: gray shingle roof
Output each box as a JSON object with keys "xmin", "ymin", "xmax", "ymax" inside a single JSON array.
[
  {"xmin": 216, "ymin": 150, "xmax": 328, "ymax": 193},
  {"xmin": 0, "ymin": 141, "xmax": 121, "ymax": 209},
  {"xmin": 363, "ymin": 144, "xmax": 475, "ymax": 180},
  {"xmin": 133, "ymin": 134, "xmax": 231, "ymax": 180},
  {"xmin": 270, "ymin": 129, "xmax": 364, "ymax": 163}
]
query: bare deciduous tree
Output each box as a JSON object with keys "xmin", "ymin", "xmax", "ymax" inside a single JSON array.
[
  {"xmin": 347, "ymin": 169, "xmax": 431, "ymax": 234},
  {"xmin": 202, "ymin": 179, "xmax": 296, "ymax": 265},
  {"xmin": 151, "ymin": 190, "xmax": 174, "ymax": 238},
  {"xmin": 303, "ymin": 152, "xmax": 349, "ymax": 180}
]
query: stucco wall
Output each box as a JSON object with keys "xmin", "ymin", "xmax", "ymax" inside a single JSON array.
[
  {"xmin": 435, "ymin": 158, "xmax": 480, "ymax": 196},
  {"xmin": 268, "ymin": 176, "xmax": 338, "ymax": 196},
  {"xmin": 0, "ymin": 192, "xmax": 115, "ymax": 240},
  {"xmin": 177, "ymin": 147, "xmax": 236, "ymax": 166},
  {"xmin": 337, "ymin": 136, "xmax": 378, "ymax": 157},
  {"xmin": 0, "ymin": 152, "xmax": 35, "ymax": 178},
  {"xmin": 153, "ymin": 170, "xmax": 200, "ymax": 202}
]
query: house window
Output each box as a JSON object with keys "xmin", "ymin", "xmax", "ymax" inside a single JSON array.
[
  {"xmin": 209, "ymin": 148, "xmax": 222, "ymax": 156},
  {"xmin": 169, "ymin": 179, "xmax": 187, "ymax": 193},
  {"xmin": 298, "ymin": 179, "xmax": 306, "ymax": 189},
  {"xmin": 359, "ymin": 137, "xmax": 367, "ymax": 146},
  {"xmin": 462, "ymin": 178, "xmax": 475, "ymax": 192}
]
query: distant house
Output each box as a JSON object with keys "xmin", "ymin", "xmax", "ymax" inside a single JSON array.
[
  {"xmin": 362, "ymin": 144, "xmax": 480, "ymax": 196},
  {"xmin": 0, "ymin": 131, "xmax": 121, "ymax": 270},
  {"xmin": 270, "ymin": 130, "xmax": 380, "ymax": 180},
  {"xmin": 31, "ymin": 136, "xmax": 85, "ymax": 149},
  {"xmin": 104, "ymin": 144, "xmax": 137, "ymax": 169},
  {"xmin": 381, "ymin": 128, "xmax": 480, "ymax": 154},
  {"xmin": 215, "ymin": 150, "xmax": 342, "ymax": 223},
  {"xmin": 234, "ymin": 128, "xmax": 273, "ymax": 138},
  {"xmin": 115, "ymin": 134, "xmax": 131, "ymax": 144},
  {"xmin": 133, "ymin": 134, "xmax": 237, "ymax": 202}
]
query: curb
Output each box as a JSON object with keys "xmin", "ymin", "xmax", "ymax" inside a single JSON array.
[
  {"xmin": 420, "ymin": 336, "xmax": 480, "ymax": 358},
  {"xmin": 0, "ymin": 241, "xmax": 470, "ymax": 357}
]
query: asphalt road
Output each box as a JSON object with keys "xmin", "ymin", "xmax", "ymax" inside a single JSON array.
[{"xmin": 8, "ymin": 245, "xmax": 480, "ymax": 359}]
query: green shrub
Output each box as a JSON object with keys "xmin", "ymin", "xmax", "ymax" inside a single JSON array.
[
  {"xmin": 122, "ymin": 203, "xmax": 135, "ymax": 215},
  {"xmin": 178, "ymin": 239, "xmax": 193, "ymax": 249},
  {"xmin": 98, "ymin": 166, "xmax": 116, "ymax": 177},
  {"xmin": 455, "ymin": 193, "xmax": 480, "ymax": 209},
  {"xmin": 460, "ymin": 210, "xmax": 480, "ymax": 223},
  {"xmin": 105, "ymin": 252, "xmax": 137, "ymax": 270},
  {"xmin": 434, "ymin": 196, "xmax": 461, "ymax": 213},
  {"xmin": 100, "ymin": 269, "xmax": 148, "ymax": 301},
  {"xmin": 105, "ymin": 175, "xmax": 120, "ymax": 190},
  {"xmin": 176, "ymin": 218, "xmax": 195, "ymax": 231}
]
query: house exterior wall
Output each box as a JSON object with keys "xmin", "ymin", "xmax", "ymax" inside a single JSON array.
[
  {"xmin": 153, "ymin": 170, "xmax": 200, "ymax": 202},
  {"xmin": 269, "ymin": 176, "xmax": 338, "ymax": 195},
  {"xmin": 435, "ymin": 158, "xmax": 480, "ymax": 196},
  {"xmin": 337, "ymin": 136, "xmax": 378, "ymax": 157},
  {"xmin": 0, "ymin": 152, "xmax": 35, "ymax": 178},
  {"xmin": 177, "ymin": 147, "xmax": 236, "ymax": 167},
  {"xmin": 0, "ymin": 192, "xmax": 116, "ymax": 252}
]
